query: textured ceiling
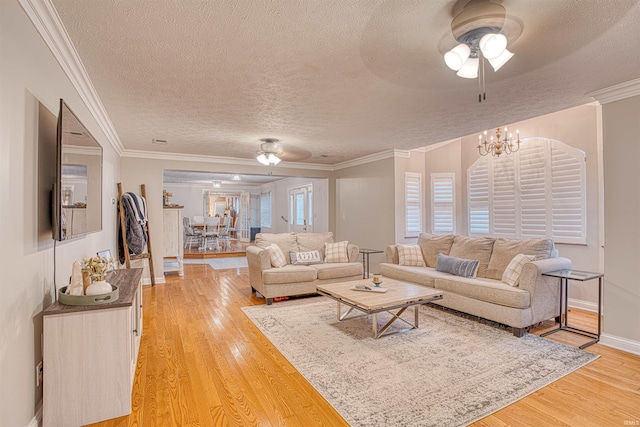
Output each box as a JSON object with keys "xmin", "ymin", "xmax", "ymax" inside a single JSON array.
[{"xmin": 51, "ymin": 0, "xmax": 640, "ymax": 165}]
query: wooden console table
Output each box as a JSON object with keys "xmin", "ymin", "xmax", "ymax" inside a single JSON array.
[{"xmin": 43, "ymin": 268, "xmax": 143, "ymax": 426}]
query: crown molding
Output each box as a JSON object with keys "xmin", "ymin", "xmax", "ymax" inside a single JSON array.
[
  {"xmin": 332, "ymin": 149, "xmax": 404, "ymax": 170},
  {"xmin": 587, "ymin": 78, "xmax": 640, "ymax": 104},
  {"xmin": 121, "ymin": 149, "xmax": 335, "ymax": 171},
  {"xmin": 19, "ymin": 0, "xmax": 125, "ymax": 155}
]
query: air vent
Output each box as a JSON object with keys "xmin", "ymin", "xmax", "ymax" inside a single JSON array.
[{"xmin": 152, "ymin": 139, "xmax": 168, "ymax": 145}]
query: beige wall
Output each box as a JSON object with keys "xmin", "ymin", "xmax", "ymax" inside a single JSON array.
[
  {"xmin": 0, "ymin": 2, "xmax": 121, "ymax": 425},
  {"xmin": 602, "ymin": 95, "xmax": 640, "ymax": 345},
  {"xmin": 334, "ymin": 158, "xmax": 396, "ymax": 273}
]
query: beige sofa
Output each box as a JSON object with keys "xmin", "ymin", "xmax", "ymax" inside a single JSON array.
[
  {"xmin": 380, "ymin": 233, "xmax": 571, "ymax": 337},
  {"xmin": 247, "ymin": 232, "xmax": 363, "ymax": 304}
]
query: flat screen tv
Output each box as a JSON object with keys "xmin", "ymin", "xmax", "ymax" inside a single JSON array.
[{"xmin": 52, "ymin": 99, "xmax": 103, "ymax": 241}]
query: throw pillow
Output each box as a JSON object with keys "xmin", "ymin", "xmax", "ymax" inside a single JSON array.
[
  {"xmin": 290, "ymin": 250, "xmax": 323, "ymax": 265},
  {"xmin": 501, "ymin": 254, "xmax": 536, "ymax": 287},
  {"xmin": 418, "ymin": 233, "xmax": 455, "ymax": 267},
  {"xmin": 325, "ymin": 241, "xmax": 349, "ymax": 263},
  {"xmin": 435, "ymin": 253, "xmax": 480, "ymax": 278},
  {"xmin": 397, "ymin": 244, "xmax": 426, "ymax": 267},
  {"xmin": 265, "ymin": 243, "xmax": 287, "ymax": 268}
]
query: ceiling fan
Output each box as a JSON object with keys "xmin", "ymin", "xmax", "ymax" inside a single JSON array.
[{"xmin": 255, "ymin": 138, "xmax": 312, "ymax": 165}]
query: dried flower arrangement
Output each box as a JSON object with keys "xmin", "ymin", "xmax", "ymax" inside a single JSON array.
[{"xmin": 82, "ymin": 256, "xmax": 115, "ymax": 282}]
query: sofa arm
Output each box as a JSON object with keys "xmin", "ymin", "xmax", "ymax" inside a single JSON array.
[
  {"xmin": 519, "ymin": 257, "xmax": 572, "ymax": 323},
  {"xmin": 347, "ymin": 244, "xmax": 360, "ymax": 262},
  {"xmin": 385, "ymin": 245, "xmax": 399, "ymax": 264},
  {"xmin": 246, "ymin": 246, "xmax": 272, "ymax": 291}
]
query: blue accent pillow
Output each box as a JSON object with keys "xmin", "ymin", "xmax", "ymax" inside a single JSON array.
[{"xmin": 436, "ymin": 253, "xmax": 480, "ymax": 278}]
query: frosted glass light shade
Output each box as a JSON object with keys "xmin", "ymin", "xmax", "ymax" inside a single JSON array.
[
  {"xmin": 487, "ymin": 49, "xmax": 514, "ymax": 71},
  {"xmin": 257, "ymin": 153, "xmax": 269, "ymax": 165},
  {"xmin": 456, "ymin": 57, "xmax": 479, "ymax": 78},
  {"xmin": 444, "ymin": 43, "xmax": 471, "ymax": 71},
  {"xmin": 267, "ymin": 153, "xmax": 281, "ymax": 165},
  {"xmin": 479, "ymin": 33, "xmax": 507, "ymax": 59}
]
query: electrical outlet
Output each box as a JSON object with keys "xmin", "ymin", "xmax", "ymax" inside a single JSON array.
[{"xmin": 36, "ymin": 361, "xmax": 43, "ymax": 387}]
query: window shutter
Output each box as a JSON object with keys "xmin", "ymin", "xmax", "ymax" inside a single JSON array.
[
  {"xmin": 492, "ymin": 155, "xmax": 517, "ymax": 237},
  {"xmin": 468, "ymin": 157, "xmax": 490, "ymax": 235},
  {"xmin": 405, "ymin": 172, "xmax": 422, "ymax": 237},
  {"xmin": 431, "ymin": 173, "xmax": 455, "ymax": 234},
  {"xmin": 518, "ymin": 141, "xmax": 548, "ymax": 239},
  {"xmin": 551, "ymin": 141, "xmax": 586, "ymax": 243}
]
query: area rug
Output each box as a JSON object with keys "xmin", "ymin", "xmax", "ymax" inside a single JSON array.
[
  {"xmin": 183, "ymin": 256, "xmax": 248, "ymax": 270},
  {"xmin": 242, "ymin": 298, "xmax": 598, "ymax": 427}
]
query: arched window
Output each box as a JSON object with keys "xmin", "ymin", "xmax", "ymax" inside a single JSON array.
[{"xmin": 467, "ymin": 138, "xmax": 586, "ymax": 244}]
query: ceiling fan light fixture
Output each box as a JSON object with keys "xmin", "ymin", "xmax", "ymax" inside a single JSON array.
[
  {"xmin": 479, "ymin": 33, "xmax": 507, "ymax": 59},
  {"xmin": 267, "ymin": 153, "xmax": 281, "ymax": 165},
  {"xmin": 444, "ymin": 43, "xmax": 471, "ymax": 71},
  {"xmin": 487, "ymin": 48, "xmax": 514, "ymax": 71},
  {"xmin": 456, "ymin": 57, "xmax": 479, "ymax": 79},
  {"xmin": 256, "ymin": 153, "xmax": 269, "ymax": 165}
]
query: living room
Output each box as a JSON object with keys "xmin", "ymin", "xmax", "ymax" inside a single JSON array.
[{"xmin": 2, "ymin": 0, "xmax": 640, "ymax": 426}]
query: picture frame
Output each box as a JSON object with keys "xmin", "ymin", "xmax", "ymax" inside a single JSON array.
[{"xmin": 97, "ymin": 249, "xmax": 116, "ymax": 271}]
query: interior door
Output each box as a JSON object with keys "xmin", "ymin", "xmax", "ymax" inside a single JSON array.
[
  {"xmin": 288, "ymin": 184, "xmax": 313, "ymax": 233},
  {"xmin": 239, "ymin": 192, "xmax": 250, "ymax": 242}
]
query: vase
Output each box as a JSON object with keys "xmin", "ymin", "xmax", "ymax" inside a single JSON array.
[{"xmin": 85, "ymin": 280, "xmax": 112, "ymax": 295}]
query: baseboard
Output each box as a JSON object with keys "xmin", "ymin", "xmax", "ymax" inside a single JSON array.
[
  {"xmin": 27, "ymin": 400, "xmax": 42, "ymax": 427},
  {"xmin": 568, "ymin": 298, "xmax": 598, "ymax": 312},
  {"xmin": 600, "ymin": 333, "xmax": 640, "ymax": 356},
  {"xmin": 142, "ymin": 276, "xmax": 166, "ymax": 285}
]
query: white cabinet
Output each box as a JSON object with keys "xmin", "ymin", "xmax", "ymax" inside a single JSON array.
[
  {"xmin": 163, "ymin": 207, "xmax": 184, "ymax": 276},
  {"xmin": 43, "ymin": 268, "xmax": 143, "ymax": 427}
]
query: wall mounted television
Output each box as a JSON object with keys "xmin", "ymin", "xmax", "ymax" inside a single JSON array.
[{"xmin": 52, "ymin": 99, "xmax": 103, "ymax": 241}]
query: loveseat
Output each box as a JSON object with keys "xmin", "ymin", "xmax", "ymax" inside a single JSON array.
[
  {"xmin": 247, "ymin": 232, "xmax": 363, "ymax": 304},
  {"xmin": 380, "ymin": 233, "xmax": 571, "ymax": 336}
]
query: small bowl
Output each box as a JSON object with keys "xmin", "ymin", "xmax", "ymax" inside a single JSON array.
[{"xmin": 372, "ymin": 280, "xmax": 383, "ymax": 287}]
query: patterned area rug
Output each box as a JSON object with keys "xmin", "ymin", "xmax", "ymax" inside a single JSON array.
[
  {"xmin": 242, "ymin": 298, "xmax": 598, "ymax": 427},
  {"xmin": 184, "ymin": 256, "xmax": 248, "ymax": 270}
]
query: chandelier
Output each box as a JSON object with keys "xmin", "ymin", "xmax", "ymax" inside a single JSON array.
[
  {"xmin": 443, "ymin": 0, "xmax": 514, "ymax": 102},
  {"xmin": 256, "ymin": 138, "xmax": 281, "ymax": 165},
  {"xmin": 477, "ymin": 127, "xmax": 520, "ymax": 157}
]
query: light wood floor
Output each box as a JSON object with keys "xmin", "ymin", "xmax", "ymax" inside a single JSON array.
[{"xmin": 88, "ymin": 264, "xmax": 640, "ymax": 427}]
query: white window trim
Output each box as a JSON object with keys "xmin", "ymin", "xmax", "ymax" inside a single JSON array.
[
  {"xmin": 431, "ymin": 172, "xmax": 456, "ymax": 235},
  {"xmin": 405, "ymin": 172, "xmax": 423, "ymax": 238}
]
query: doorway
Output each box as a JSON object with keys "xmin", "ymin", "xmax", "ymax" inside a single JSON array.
[{"xmin": 288, "ymin": 184, "xmax": 313, "ymax": 233}]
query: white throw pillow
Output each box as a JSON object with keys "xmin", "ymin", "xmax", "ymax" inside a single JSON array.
[
  {"xmin": 290, "ymin": 250, "xmax": 323, "ymax": 265},
  {"xmin": 325, "ymin": 241, "xmax": 349, "ymax": 263},
  {"xmin": 398, "ymin": 244, "xmax": 426, "ymax": 267},
  {"xmin": 266, "ymin": 244, "xmax": 287, "ymax": 268},
  {"xmin": 501, "ymin": 254, "xmax": 536, "ymax": 287}
]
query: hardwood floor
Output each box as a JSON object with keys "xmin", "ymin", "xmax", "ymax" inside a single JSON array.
[{"xmin": 88, "ymin": 264, "xmax": 640, "ymax": 427}]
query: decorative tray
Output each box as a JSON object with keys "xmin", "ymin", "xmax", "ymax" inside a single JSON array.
[{"xmin": 58, "ymin": 285, "xmax": 119, "ymax": 306}]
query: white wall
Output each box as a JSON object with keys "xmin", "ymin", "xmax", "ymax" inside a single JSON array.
[
  {"xmin": 602, "ymin": 95, "xmax": 640, "ymax": 348},
  {"xmin": 0, "ymin": 2, "xmax": 120, "ymax": 425}
]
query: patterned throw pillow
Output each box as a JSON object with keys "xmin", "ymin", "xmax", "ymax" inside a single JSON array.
[
  {"xmin": 501, "ymin": 254, "xmax": 536, "ymax": 287},
  {"xmin": 436, "ymin": 253, "xmax": 480, "ymax": 278},
  {"xmin": 290, "ymin": 250, "xmax": 323, "ymax": 265},
  {"xmin": 324, "ymin": 241, "xmax": 349, "ymax": 263},
  {"xmin": 265, "ymin": 244, "xmax": 287, "ymax": 268},
  {"xmin": 397, "ymin": 244, "xmax": 426, "ymax": 267}
]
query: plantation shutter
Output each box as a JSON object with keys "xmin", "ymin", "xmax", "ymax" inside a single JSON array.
[
  {"xmin": 468, "ymin": 157, "xmax": 490, "ymax": 235},
  {"xmin": 518, "ymin": 140, "xmax": 548, "ymax": 239},
  {"xmin": 492, "ymin": 155, "xmax": 517, "ymax": 237},
  {"xmin": 550, "ymin": 141, "xmax": 586, "ymax": 243},
  {"xmin": 405, "ymin": 172, "xmax": 422, "ymax": 237},
  {"xmin": 467, "ymin": 138, "xmax": 586, "ymax": 243},
  {"xmin": 431, "ymin": 173, "xmax": 456, "ymax": 234}
]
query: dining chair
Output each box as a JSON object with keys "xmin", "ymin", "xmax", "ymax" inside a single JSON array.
[{"xmin": 202, "ymin": 216, "xmax": 221, "ymax": 250}]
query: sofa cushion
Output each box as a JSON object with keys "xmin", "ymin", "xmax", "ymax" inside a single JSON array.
[
  {"xmin": 448, "ymin": 236, "xmax": 495, "ymax": 278},
  {"xmin": 312, "ymin": 262, "xmax": 362, "ymax": 280},
  {"xmin": 435, "ymin": 253, "xmax": 479, "ymax": 278},
  {"xmin": 290, "ymin": 250, "xmax": 323, "ymax": 265},
  {"xmin": 297, "ymin": 232, "xmax": 334, "ymax": 257},
  {"xmin": 265, "ymin": 244, "xmax": 287, "ymax": 268},
  {"xmin": 434, "ymin": 276, "xmax": 531, "ymax": 309},
  {"xmin": 398, "ymin": 244, "xmax": 426, "ymax": 267},
  {"xmin": 379, "ymin": 263, "xmax": 452, "ymax": 288},
  {"xmin": 325, "ymin": 241, "xmax": 349, "ymax": 263},
  {"xmin": 418, "ymin": 233, "xmax": 455, "ymax": 267},
  {"xmin": 255, "ymin": 233, "xmax": 299, "ymax": 263},
  {"xmin": 486, "ymin": 238, "xmax": 554, "ymax": 280},
  {"xmin": 262, "ymin": 264, "xmax": 317, "ymax": 284},
  {"xmin": 502, "ymin": 254, "xmax": 536, "ymax": 287}
]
